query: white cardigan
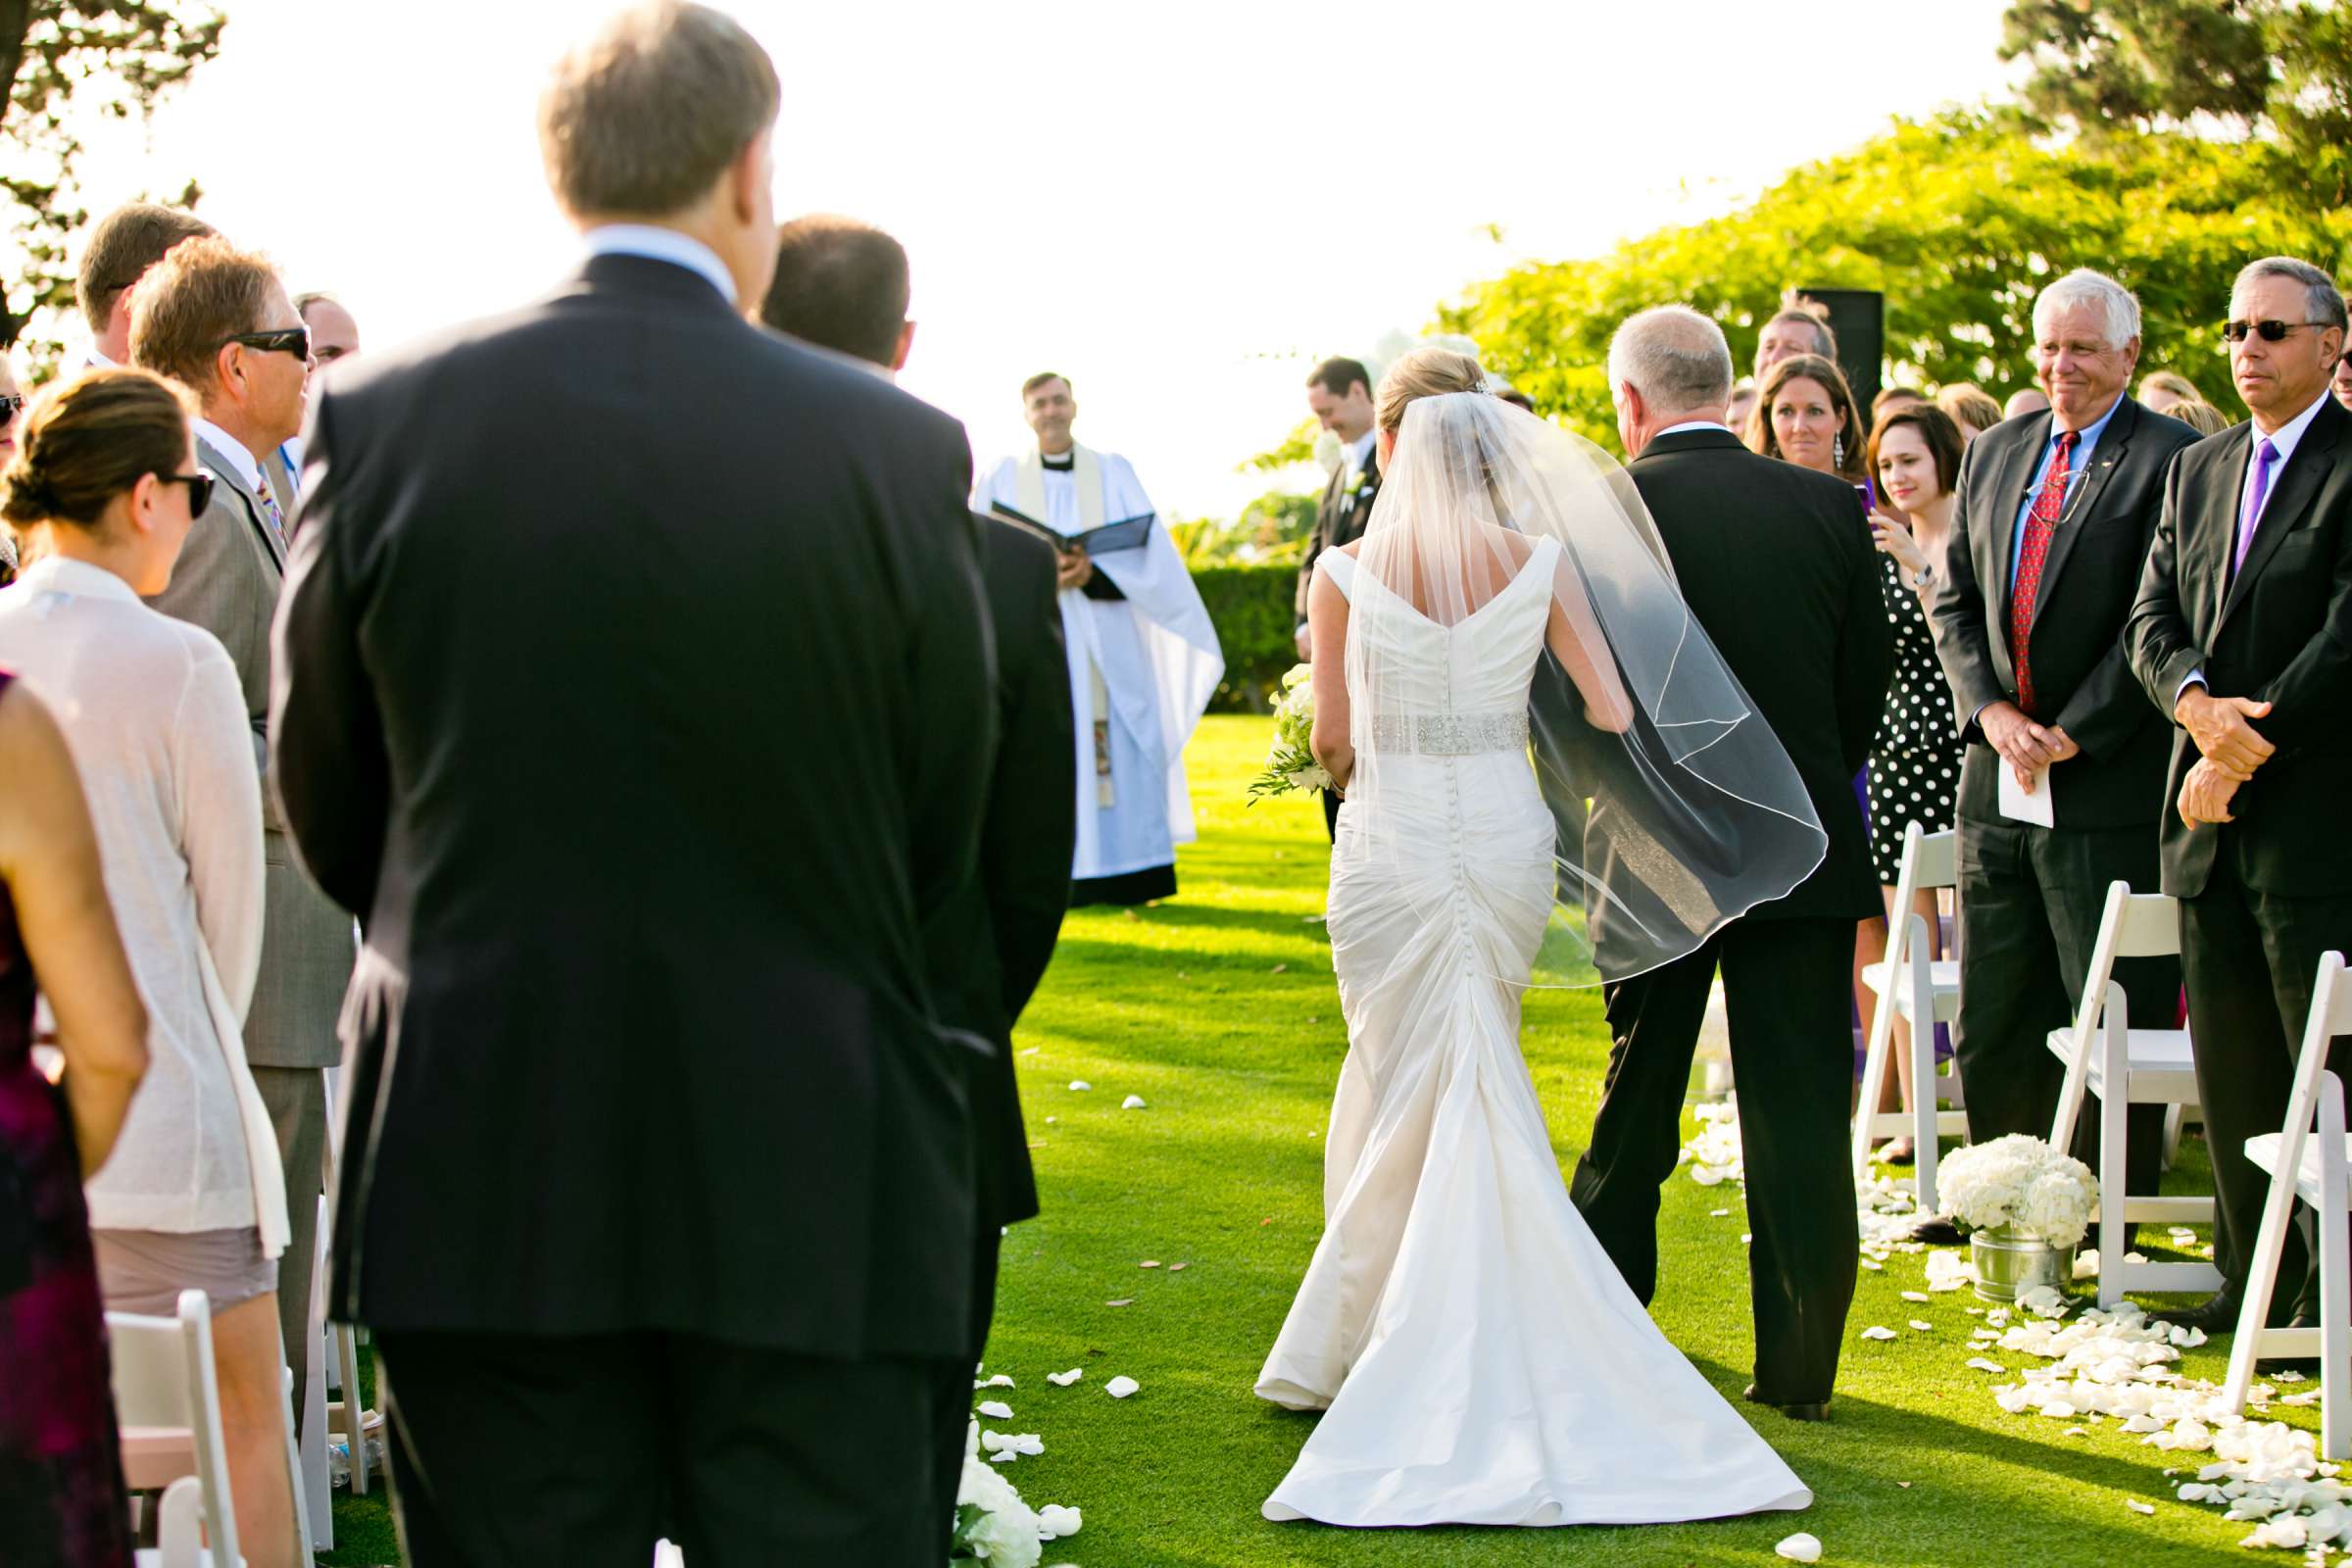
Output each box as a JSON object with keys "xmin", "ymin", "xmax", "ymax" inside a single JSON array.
[{"xmin": 0, "ymin": 557, "xmax": 286, "ymax": 1253}]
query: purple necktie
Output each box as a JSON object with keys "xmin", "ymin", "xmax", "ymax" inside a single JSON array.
[{"xmin": 2235, "ymin": 437, "xmax": 2280, "ymax": 572}]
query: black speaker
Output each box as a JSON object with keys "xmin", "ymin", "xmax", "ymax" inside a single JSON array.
[{"xmin": 1799, "ymin": 287, "xmax": 1884, "ymax": 425}]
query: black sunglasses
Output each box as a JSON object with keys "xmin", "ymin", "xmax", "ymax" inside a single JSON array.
[
  {"xmin": 220, "ymin": 326, "xmax": 311, "ymax": 360},
  {"xmin": 159, "ymin": 471, "xmax": 215, "ymax": 514},
  {"xmin": 2222, "ymin": 318, "xmax": 2331, "ymax": 344},
  {"xmin": 0, "ymin": 393, "xmax": 23, "ymax": 421}
]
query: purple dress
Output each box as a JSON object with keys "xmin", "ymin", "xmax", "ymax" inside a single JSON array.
[{"xmin": 0, "ymin": 672, "xmax": 134, "ymax": 1567}]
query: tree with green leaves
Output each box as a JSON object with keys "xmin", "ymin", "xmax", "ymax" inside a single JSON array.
[
  {"xmin": 0, "ymin": 1, "xmax": 224, "ymax": 356},
  {"xmin": 1439, "ymin": 111, "xmax": 2348, "ymax": 453},
  {"xmin": 2001, "ymin": 0, "xmax": 2350, "ymax": 203}
]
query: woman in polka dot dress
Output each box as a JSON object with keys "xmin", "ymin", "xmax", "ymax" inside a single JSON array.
[{"xmin": 1860, "ymin": 407, "xmax": 1967, "ymax": 1160}]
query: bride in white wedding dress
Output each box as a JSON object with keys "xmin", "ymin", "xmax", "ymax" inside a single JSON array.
[{"xmin": 1254, "ymin": 347, "xmax": 1826, "ymax": 1528}]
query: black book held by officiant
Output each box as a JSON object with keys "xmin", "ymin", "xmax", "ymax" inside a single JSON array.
[{"xmin": 989, "ymin": 501, "xmax": 1156, "ymax": 556}]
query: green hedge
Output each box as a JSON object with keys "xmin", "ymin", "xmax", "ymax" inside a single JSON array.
[{"xmin": 1191, "ymin": 564, "xmax": 1298, "ymax": 713}]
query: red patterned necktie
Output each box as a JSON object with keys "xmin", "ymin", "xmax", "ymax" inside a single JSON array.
[{"xmin": 2008, "ymin": 428, "xmax": 2076, "ymax": 717}]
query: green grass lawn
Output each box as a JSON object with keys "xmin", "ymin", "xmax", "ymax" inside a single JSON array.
[{"xmin": 321, "ymin": 713, "xmax": 2256, "ymax": 1565}]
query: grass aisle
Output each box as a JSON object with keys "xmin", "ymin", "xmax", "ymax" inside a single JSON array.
[{"xmin": 988, "ymin": 713, "xmax": 2247, "ymax": 1568}]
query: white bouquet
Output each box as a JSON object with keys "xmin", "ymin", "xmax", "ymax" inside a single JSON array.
[
  {"xmin": 1248, "ymin": 662, "xmax": 1333, "ymax": 801},
  {"xmin": 1936, "ymin": 1134, "xmax": 2098, "ymax": 1248}
]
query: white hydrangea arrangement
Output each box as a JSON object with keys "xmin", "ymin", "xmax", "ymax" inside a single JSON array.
[
  {"xmin": 951, "ymin": 1419, "xmax": 1082, "ymax": 1565},
  {"xmin": 1936, "ymin": 1134, "xmax": 2098, "ymax": 1248},
  {"xmin": 1247, "ymin": 663, "xmax": 1332, "ymax": 800}
]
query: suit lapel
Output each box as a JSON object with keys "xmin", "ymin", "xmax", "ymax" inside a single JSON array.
[
  {"xmin": 2026, "ymin": 400, "xmax": 2133, "ymax": 638},
  {"xmin": 196, "ymin": 435, "xmax": 288, "ymax": 573},
  {"xmin": 2219, "ymin": 399, "xmax": 2345, "ymax": 633}
]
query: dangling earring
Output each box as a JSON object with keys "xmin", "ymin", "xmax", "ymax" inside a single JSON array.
[{"xmin": 1833, "ymin": 433, "xmax": 1844, "ymax": 468}]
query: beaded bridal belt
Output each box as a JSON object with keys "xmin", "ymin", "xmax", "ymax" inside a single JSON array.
[{"xmin": 1367, "ymin": 710, "xmax": 1531, "ymax": 757}]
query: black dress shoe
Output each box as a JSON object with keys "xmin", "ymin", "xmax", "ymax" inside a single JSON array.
[
  {"xmin": 1906, "ymin": 1215, "xmax": 1965, "ymax": 1246},
  {"xmin": 1744, "ymin": 1384, "xmax": 1832, "ymax": 1422},
  {"xmin": 2162, "ymin": 1291, "xmax": 2247, "ymax": 1334}
]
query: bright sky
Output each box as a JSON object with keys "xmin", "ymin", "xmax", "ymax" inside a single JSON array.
[{"xmin": 65, "ymin": 0, "xmax": 2017, "ymax": 520}]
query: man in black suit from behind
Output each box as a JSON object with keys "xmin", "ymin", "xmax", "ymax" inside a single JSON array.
[
  {"xmin": 1295, "ymin": 357, "xmax": 1381, "ymax": 839},
  {"xmin": 759, "ymin": 211, "xmax": 1078, "ymax": 1521},
  {"xmin": 2127, "ymin": 255, "xmax": 2352, "ymax": 1334},
  {"xmin": 270, "ymin": 9, "xmax": 997, "ymax": 1563},
  {"xmin": 1567, "ymin": 306, "xmax": 1892, "ymax": 1421},
  {"xmin": 1921, "ymin": 270, "xmax": 2198, "ymax": 1246}
]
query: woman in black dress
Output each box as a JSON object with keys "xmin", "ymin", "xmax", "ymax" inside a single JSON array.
[
  {"xmin": 1860, "ymin": 406, "xmax": 1966, "ymax": 1161},
  {"xmin": 0, "ymin": 672, "xmax": 150, "ymax": 1567}
]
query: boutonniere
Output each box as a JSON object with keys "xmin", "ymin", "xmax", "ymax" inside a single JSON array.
[{"xmin": 1344, "ymin": 467, "xmax": 1368, "ymax": 496}]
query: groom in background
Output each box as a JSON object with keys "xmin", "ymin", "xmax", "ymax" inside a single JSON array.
[
  {"xmin": 1569, "ymin": 305, "xmax": 1890, "ymax": 1421},
  {"xmin": 1294, "ymin": 356, "xmax": 1380, "ymax": 839},
  {"xmin": 270, "ymin": 8, "xmax": 997, "ymax": 1560},
  {"xmin": 760, "ymin": 211, "xmax": 1078, "ymax": 1520}
]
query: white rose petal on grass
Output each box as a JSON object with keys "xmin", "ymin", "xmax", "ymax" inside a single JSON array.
[
  {"xmin": 1775, "ymin": 1532, "xmax": 1823, "ymax": 1563},
  {"xmin": 1104, "ymin": 1375, "xmax": 1141, "ymax": 1399},
  {"xmin": 1861, "ymin": 1325, "xmax": 1898, "ymax": 1341},
  {"xmin": 1037, "ymin": 1503, "xmax": 1083, "ymax": 1541},
  {"xmin": 977, "ymin": 1400, "xmax": 1013, "ymax": 1420},
  {"xmin": 1122, "ymin": 1095, "xmax": 1148, "ymax": 1109},
  {"xmin": 1901, "ymin": 1291, "xmax": 1931, "ymax": 1304},
  {"xmin": 1047, "ymin": 1368, "xmax": 1084, "ymax": 1387},
  {"xmin": 1966, "ymin": 1358, "xmax": 2007, "ymax": 1373},
  {"xmin": 1710, "ymin": 1209, "xmax": 1731, "ymax": 1218},
  {"xmin": 1068, "ymin": 1081, "xmax": 1091, "ymax": 1092},
  {"xmin": 2127, "ymin": 1500, "xmax": 2155, "ymax": 1515},
  {"xmin": 1909, "ymin": 1320, "xmax": 1934, "ymax": 1333},
  {"xmin": 979, "ymin": 1375, "xmax": 1015, "ymax": 1390}
]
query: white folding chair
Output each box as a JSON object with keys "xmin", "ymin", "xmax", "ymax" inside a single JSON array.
[
  {"xmin": 110, "ymin": 1290, "xmax": 239, "ymax": 1568},
  {"xmin": 1853, "ymin": 823, "xmax": 1968, "ymax": 1209},
  {"xmin": 2225, "ymin": 952, "xmax": 2352, "ymax": 1454},
  {"xmin": 317, "ymin": 1063, "xmax": 373, "ymax": 1496},
  {"xmin": 2047, "ymin": 881, "xmax": 2220, "ymax": 1306}
]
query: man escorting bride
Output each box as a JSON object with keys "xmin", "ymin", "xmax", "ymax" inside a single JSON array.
[{"xmin": 1257, "ymin": 315, "xmax": 1888, "ymax": 1528}]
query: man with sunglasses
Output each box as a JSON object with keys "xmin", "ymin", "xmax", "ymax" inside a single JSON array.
[
  {"xmin": 126, "ymin": 235, "xmax": 354, "ymax": 1433},
  {"xmin": 2129, "ymin": 255, "xmax": 2352, "ymax": 1336}
]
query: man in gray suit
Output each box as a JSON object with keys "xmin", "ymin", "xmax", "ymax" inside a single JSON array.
[{"xmin": 130, "ymin": 235, "xmax": 356, "ymax": 1422}]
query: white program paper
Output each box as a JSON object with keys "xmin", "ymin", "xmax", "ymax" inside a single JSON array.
[{"xmin": 1998, "ymin": 764, "xmax": 2055, "ymax": 827}]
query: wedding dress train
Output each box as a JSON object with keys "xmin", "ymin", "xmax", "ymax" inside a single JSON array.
[{"xmin": 1254, "ymin": 540, "xmax": 1811, "ymax": 1528}]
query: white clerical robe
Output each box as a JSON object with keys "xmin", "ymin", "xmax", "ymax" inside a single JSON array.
[{"xmin": 975, "ymin": 445, "xmax": 1222, "ymax": 884}]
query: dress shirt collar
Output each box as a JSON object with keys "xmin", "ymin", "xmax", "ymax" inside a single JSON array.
[
  {"xmin": 79, "ymin": 345, "xmax": 119, "ymax": 371},
  {"xmin": 2254, "ymin": 387, "xmax": 2332, "ymax": 461},
  {"xmin": 1657, "ymin": 419, "xmax": 1734, "ymax": 438},
  {"xmin": 2048, "ymin": 392, "xmax": 2124, "ymax": 455},
  {"xmin": 582, "ymin": 224, "xmax": 738, "ymax": 307},
  {"xmin": 16, "ymin": 553, "xmax": 142, "ymax": 605},
  {"xmin": 1346, "ymin": 428, "xmax": 1379, "ymax": 471},
  {"xmin": 190, "ymin": 416, "xmax": 263, "ymax": 494}
]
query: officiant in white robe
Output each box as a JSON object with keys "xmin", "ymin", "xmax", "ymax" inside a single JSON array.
[{"xmin": 976, "ymin": 375, "xmax": 1221, "ymax": 905}]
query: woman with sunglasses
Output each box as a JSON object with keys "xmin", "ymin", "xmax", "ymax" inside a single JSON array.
[
  {"xmin": 0, "ymin": 368, "xmax": 299, "ymax": 1568},
  {"xmin": 2333, "ymin": 346, "xmax": 2352, "ymax": 413}
]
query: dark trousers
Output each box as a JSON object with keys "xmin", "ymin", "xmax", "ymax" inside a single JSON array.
[
  {"xmin": 931, "ymin": 1227, "xmax": 1004, "ymax": 1537},
  {"xmin": 250, "ymin": 1065, "xmax": 324, "ymax": 1424},
  {"xmin": 1570, "ymin": 915, "xmax": 1859, "ymax": 1404},
  {"xmin": 2181, "ymin": 854, "xmax": 2352, "ymax": 1312},
  {"xmin": 1952, "ymin": 816, "xmax": 2169, "ymax": 1215},
  {"xmin": 375, "ymin": 1330, "xmax": 956, "ymax": 1568},
  {"xmin": 1320, "ymin": 788, "xmax": 1342, "ymax": 842}
]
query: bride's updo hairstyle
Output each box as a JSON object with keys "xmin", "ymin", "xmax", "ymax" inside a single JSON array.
[{"xmin": 1376, "ymin": 346, "xmax": 1487, "ymax": 434}]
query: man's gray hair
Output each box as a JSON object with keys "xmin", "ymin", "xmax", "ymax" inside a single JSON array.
[
  {"xmin": 2233, "ymin": 256, "xmax": 2349, "ymax": 332},
  {"xmin": 1608, "ymin": 305, "xmax": 1735, "ymax": 415},
  {"xmin": 539, "ymin": 2, "xmax": 780, "ymax": 220},
  {"xmin": 2032, "ymin": 269, "xmax": 2141, "ymax": 350}
]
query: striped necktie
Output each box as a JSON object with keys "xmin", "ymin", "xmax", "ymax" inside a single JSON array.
[
  {"xmin": 2008, "ymin": 429, "xmax": 2076, "ymax": 717},
  {"xmin": 254, "ymin": 466, "xmax": 288, "ymax": 549}
]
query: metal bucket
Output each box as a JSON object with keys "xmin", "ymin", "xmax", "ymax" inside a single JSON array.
[{"xmin": 1970, "ymin": 1225, "xmax": 2075, "ymax": 1302}]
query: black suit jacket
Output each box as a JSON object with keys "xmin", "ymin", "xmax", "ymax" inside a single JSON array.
[
  {"xmin": 270, "ymin": 255, "xmax": 998, "ymax": 1358},
  {"xmin": 1294, "ymin": 440, "xmax": 1381, "ymax": 627},
  {"xmin": 2126, "ymin": 395, "xmax": 2352, "ymax": 897},
  {"xmin": 1626, "ymin": 429, "xmax": 1893, "ymax": 922},
  {"xmin": 925, "ymin": 516, "xmax": 1074, "ymax": 1231},
  {"xmin": 1932, "ymin": 397, "xmax": 2199, "ymax": 830}
]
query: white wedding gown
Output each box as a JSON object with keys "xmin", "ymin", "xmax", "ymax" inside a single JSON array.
[{"xmin": 1254, "ymin": 539, "xmax": 1812, "ymax": 1528}]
